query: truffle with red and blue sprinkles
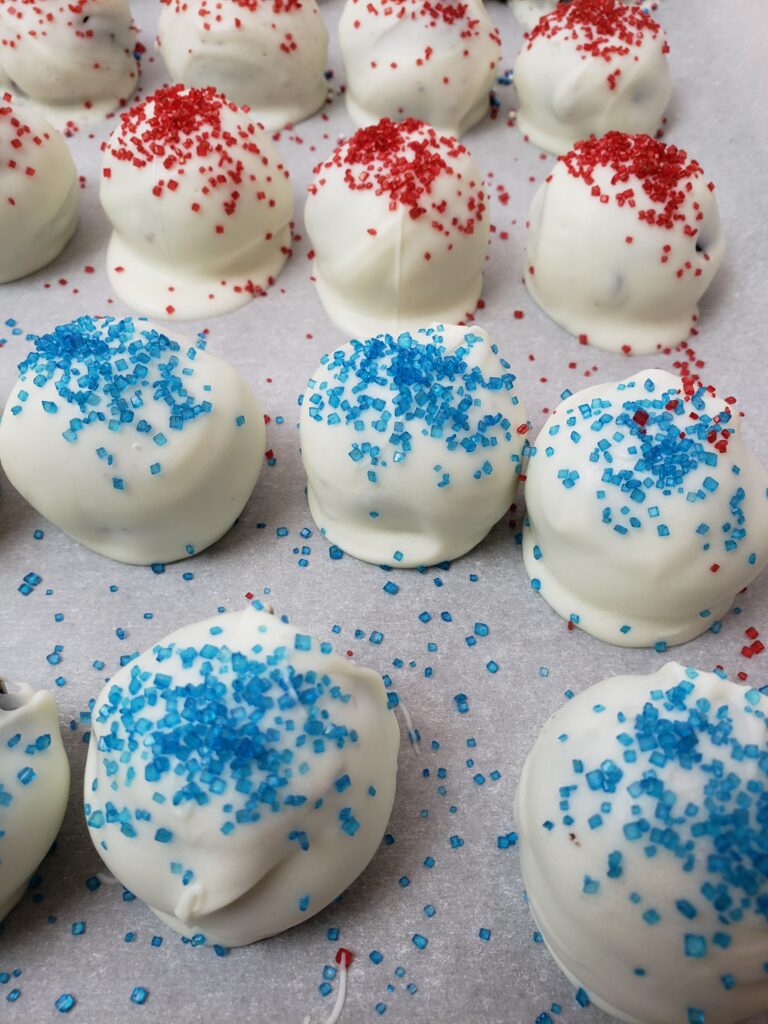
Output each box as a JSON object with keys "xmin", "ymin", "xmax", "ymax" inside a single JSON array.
[
  {"xmin": 515, "ymin": 661, "xmax": 768, "ymax": 1024},
  {"xmin": 513, "ymin": 0, "xmax": 672, "ymax": 156},
  {"xmin": 0, "ymin": 93, "xmax": 77, "ymax": 283},
  {"xmin": 100, "ymin": 83, "xmax": 294, "ymax": 320},
  {"xmin": 522, "ymin": 368, "xmax": 768, "ymax": 647},
  {"xmin": 525, "ymin": 131, "xmax": 725, "ymax": 354},
  {"xmin": 304, "ymin": 118, "xmax": 490, "ymax": 337},
  {"xmin": 0, "ymin": 315, "xmax": 266, "ymax": 565},
  {"xmin": 158, "ymin": 0, "xmax": 329, "ymax": 130},
  {"xmin": 299, "ymin": 323, "xmax": 528, "ymax": 567},
  {"xmin": 0, "ymin": 681, "xmax": 69, "ymax": 923},
  {"xmin": 0, "ymin": 0, "xmax": 138, "ymax": 129},
  {"xmin": 83, "ymin": 602, "xmax": 400, "ymax": 947},
  {"xmin": 338, "ymin": 0, "xmax": 501, "ymax": 138}
]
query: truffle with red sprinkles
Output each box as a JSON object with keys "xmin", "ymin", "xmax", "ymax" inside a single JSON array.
[
  {"xmin": 525, "ymin": 132, "xmax": 725, "ymax": 354},
  {"xmin": 100, "ymin": 84, "xmax": 294, "ymax": 320},
  {"xmin": 514, "ymin": 0, "xmax": 672, "ymax": 156},
  {"xmin": 338, "ymin": 0, "xmax": 501, "ymax": 138},
  {"xmin": 304, "ymin": 117, "xmax": 490, "ymax": 336},
  {"xmin": 0, "ymin": 92, "xmax": 77, "ymax": 283},
  {"xmin": 0, "ymin": 0, "xmax": 138, "ymax": 129},
  {"xmin": 510, "ymin": 0, "xmax": 644, "ymax": 31},
  {"xmin": 522, "ymin": 368, "xmax": 768, "ymax": 647},
  {"xmin": 158, "ymin": 0, "xmax": 329, "ymax": 131}
]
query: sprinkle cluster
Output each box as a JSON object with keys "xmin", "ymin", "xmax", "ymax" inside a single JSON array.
[{"xmin": 303, "ymin": 326, "xmax": 524, "ymax": 485}]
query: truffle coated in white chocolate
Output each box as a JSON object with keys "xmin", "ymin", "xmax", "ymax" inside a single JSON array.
[
  {"xmin": 0, "ymin": 684, "xmax": 70, "ymax": 922},
  {"xmin": 522, "ymin": 369, "xmax": 768, "ymax": 647},
  {"xmin": 0, "ymin": 94, "xmax": 77, "ymax": 283},
  {"xmin": 339, "ymin": 0, "xmax": 501, "ymax": 138},
  {"xmin": 0, "ymin": 0, "xmax": 138, "ymax": 129},
  {"xmin": 83, "ymin": 604, "xmax": 400, "ymax": 947},
  {"xmin": 515, "ymin": 662, "xmax": 768, "ymax": 1024},
  {"xmin": 100, "ymin": 84, "xmax": 293, "ymax": 321},
  {"xmin": 0, "ymin": 316, "xmax": 266, "ymax": 565},
  {"xmin": 513, "ymin": 0, "xmax": 672, "ymax": 156},
  {"xmin": 304, "ymin": 118, "xmax": 490, "ymax": 337},
  {"xmin": 157, "ymin": 0, "xmax": 329, "ymax": 131},
  {"xmin": 524, "ymin": 132, "xmax": 724, "ymax": 354},
  {"xmin": 300, "ymin": 324, "xmax": 528, "ymax": 567}
]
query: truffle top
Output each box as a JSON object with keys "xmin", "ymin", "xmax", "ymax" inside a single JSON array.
[
  {"xmin": 527, "ymin": 0, "xmax": 667, "ymax": 64},
  {"xmin": 160, "ymin": 0, "xmax": 305, "ymax": 19},
  {"xmin": 345, "ymin": 0, "xmax": 497, "ymax": 34}
]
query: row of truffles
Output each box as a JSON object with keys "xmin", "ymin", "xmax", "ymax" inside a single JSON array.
[
  {"xmin": 6, "ymin": 652, "xmax": 768, "ymax": 1024},
  {"xmin": 2, "ymin": 316, "xmax": 767, "ymax": 651}
]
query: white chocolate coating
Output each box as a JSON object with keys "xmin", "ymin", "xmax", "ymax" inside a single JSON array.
[
  {"xmin": 515, "ymin": 662, "xmax": 768, "ymax": 1024},
  {"xmin": 0, "ymin": 316, "xmax": 266, "ymax": 565},
  {"xmin": 513, "ymin": 0, "xmax": 672, "ymax": 156},
  {"xmin": 511, "ymin": 0, "xmax": 648, "ymax": 31},
  {"xmin": 304, "ymin": 118, "xmax": 490, "ymax": 337},
  {"xmin": 300, "ymin": 324, "xmax": 528, "ymax": 567},
  {"xmin": 157, "ymin": 0, "xmax": 329, "ymax": 131},
  {"xmin": 0, "ymin": 0, "xmax": 138, "ymax": 129},
  {"xmin": 101, "ymin": 85, "xmax": 294, "ymax": 321},
  {"xmin": 339, "ymin": 0, "xmax": 501, "ymax": 138},
  {"xmin": 0, "ymin": 95, "xmax": 77, "ymax": 283},
  {"xmin": 84, "ymin": 605, "xmax": 400, "ymax": 947},
  {"xmin": 524, "ymin": 132, "xmax": 724, "ymax": 354},
  {"xmin": 522, "ymin": 369, "xmax": 768, "ymax": 648},
  {"xmin": 0, "ymin": 684, "xmax": 70, "ymax": 922}
]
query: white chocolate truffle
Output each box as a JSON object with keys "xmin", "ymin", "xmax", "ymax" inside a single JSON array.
[
  {"xmin": 0, "ymin": 683, "xmax": 70, "ymax": 922},
  {"xmin": 522, "ymin": 369, "xmax": 768, "ymax": 648},
  {"xmin": 304, "ymin": 118, "xmax": 490, "ymax": 337},
  {"xmin": 515, "ymin": 662, "xmax": 768, "ymax": 1024},
  {"xmin": 0, "ymin": 316, "xmax": 266, "ymax": 565},
  {"xmin": 514, "ymin": 0, "xmax": 672, "ymax": 156},
  {"xmin": 339, "ymin": 0, "xmax": 501, "ymax": 138},
  {"xmin": 0, "ymin": 0, "xmax": 138, "ymax": 129},
  {"xmin": 525, "ymin": 132, "xmax": 724, "ymax": 354},
  {"xmin": 101, "ymin": 84, "xmax": 293, "ymax": 320},
  {"xmin": 300, "ymin": 324, "xmax": 528, "ymax": 567},
  {"xmin": 0, "ymin": 93, "xmax": 77, "ymax": 283},
  {"xmin": 157, "ymin": 0, "xmax": 329, "ymax": 131},
  {"xmin": 84, "ymin": 604, "xmax": 400, "ymax": 947}
]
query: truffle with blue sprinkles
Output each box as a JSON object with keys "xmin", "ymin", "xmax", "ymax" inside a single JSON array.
[
  {"xmin": 515, "ymin": 662, "xmax": 768, "ymax": 1024},
  {"xmin": 299, "ymin": 323, "xmax": 528, "ymax": 567},
  {"xmin": 522, "ymin": 368, "xmax": 768, "ymax": 647},
  {"xmin": 0, "ymin": 680, "xmax": 69, "ymax": 922},
  {"xmin": 83, "ymin": 602, "xmax": 399, "ymax": 947},
  {"xmin": 0, "ymin": 315, "xmax": 266, "ymax": 565}
]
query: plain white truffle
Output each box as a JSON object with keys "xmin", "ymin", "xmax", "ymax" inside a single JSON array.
[
  {"xmin": 513, "ymin": 0, "xmax": 672, "ymax": 156},
  {"xmin": 339, "ymin": 0, "xmax": 501, "ymax": 137},
  {"xmin": 0, "ymin": 0, "xmax": 138, "ymax": 128},
  {"xmin": 84, "ymin": 604, "xmax": 400, "ymax": 947},
  {"xmin": 304, "ymin": 118, "xmax": 490, "ymax": 337},
  {"xmin": 0, "ymin": 94, "xmax": 77, "ymax": 283},
  {"xmin": 515, "ymin": 662, "xmax": 768, "ymax": 1024},
  {"xmin": 158, "ymin": 0, "xmax": 329, "ymax": 130},
  {"xmin": 101, "ymin": 84, "xmax": 293, "ymax": 320},
  {"xmin": 300, "ymin": 324, "xmax": 528, "ymax": 567},
  {"xmin": 0, "ymin": 316, "xmax": 266, "ymax": 565},
  {"xmin": 522, "ymin": 368, "xmax": 768, "ymax": 647},
  {"xmin": 525, "ymin": 132, "xmax": 724, "ymax": 354},
  {"xmin": 0, "ymin": 683, "xmax": 70, "ymax": 922}
]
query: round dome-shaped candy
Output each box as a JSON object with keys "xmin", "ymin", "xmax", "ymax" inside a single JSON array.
[
  {"xmin": 304, "ymin": 118, "xmax": 490, "ymax": 337},
  {"xmin": 522, "ymin": 369, "xmax": 768, "ymax": 647},
  {"xmin": 513, "ymin": 0, "xmax": 672, "ymax": 156},
  {"xmin": 0, "ymin": 93, "xmax": 77, "ymax": 282},
  {"xmin": 84, "ymin": 603, "xmax": 400, "ymax": 947},
  {"xmin": 0, "ymin": 316, "xmax": 266, "ymax": 565},
  {"xmin": 515, "ymin": 661, "xmax": 768, "ymax": 1024},
  {"xmin": 300, "ymin": 323, "xmax": 528, "ymax": 567},
  {"xmin": 158, "ymin": 0, "xmax": 329, "ymax": 130},
  {"xmin": 339, "ymin": 0, "xmax": 501, "ymax": 138},
  {"xmin": 524, "ymin": 132, "xmax": 725, "ymax": 354},
  {"xmin": 100, "ymin": 84, "xmax": 293, "ymax": 320}
]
